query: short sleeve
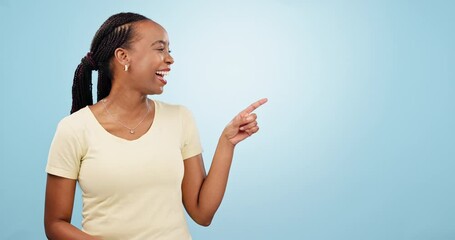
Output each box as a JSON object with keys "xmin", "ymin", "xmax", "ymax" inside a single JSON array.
[
  {"xmin": 46, "ymin": 118, "xmax": 85, "ymax": 180},
  {"xmin": 180, "ymin": 106, "xmax": 203, "ymax": 160}
]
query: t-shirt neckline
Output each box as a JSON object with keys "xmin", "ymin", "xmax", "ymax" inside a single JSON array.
[{"xmin": 84, "ymin": 99, "xmax": 159, "ymax": 143}]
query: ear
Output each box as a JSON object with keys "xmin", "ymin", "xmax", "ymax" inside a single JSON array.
[{"xmin": 113, "ymin": 47, "xmax": 130, "ymax": 66}]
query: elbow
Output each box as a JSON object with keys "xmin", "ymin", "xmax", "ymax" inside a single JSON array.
[
  {"xmin": 196, "ymin": 218, "xmax": 212, "ymax": 227},
  {"xmin": 44, "ymin": 218, "xmax": 52, "ymax": 238},
  {"xmin": 44, "ymin": 223, "xmax": 53, "ymax": 240},
  {"xmin": 186, "ymin": 204, "xmax": 216, "ymax": 226},
  {"xmin": 193, "ymin": 214, "xmax": 213, "ymax": 227},
  {"xmin": 44, "ymin": 220, "xmax": 57, "ymax": 240},
  {"xmin": 44, "ymin": 218, "xmax": 69, "ymax": 240},
  {"xmin": 200, "ymin": 222, "xmax": 211, "ymax": 227}
]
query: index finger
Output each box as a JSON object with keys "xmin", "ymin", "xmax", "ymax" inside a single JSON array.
[{"xmin": 240, "ymin": 98, "xmax": 268, "ymax": 116}]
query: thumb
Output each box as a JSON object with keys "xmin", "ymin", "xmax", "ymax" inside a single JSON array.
[{"xmin": 232, "ymin": 113, "xmax": 252, "ymax": 128}]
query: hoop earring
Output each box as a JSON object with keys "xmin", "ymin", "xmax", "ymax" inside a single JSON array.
[{"xmin": 124, "ymin": 64, "xmax": 129, "ymax": 72}]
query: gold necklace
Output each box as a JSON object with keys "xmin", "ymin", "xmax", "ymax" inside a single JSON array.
[{"xmin": 100, "ymin": 99, "xmax": 150, "ymax": 134}]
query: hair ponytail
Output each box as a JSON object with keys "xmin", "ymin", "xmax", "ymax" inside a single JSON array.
[
  {"xmin": 70, "ymin": 55, "xmax": 95, "ymax": 114},
  {"xmin": 70, "ymin": 12, "xmax": 149, "ymax": 114}
]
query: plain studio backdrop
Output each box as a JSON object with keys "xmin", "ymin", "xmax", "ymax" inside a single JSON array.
[{"xmin": 0, "ymin": 0, "xmax": 454, "ymax": 239}]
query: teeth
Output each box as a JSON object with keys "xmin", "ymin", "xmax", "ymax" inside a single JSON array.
[{"xmin": 156, "ymin": 71, "xmax": 169, "ymax": 76}]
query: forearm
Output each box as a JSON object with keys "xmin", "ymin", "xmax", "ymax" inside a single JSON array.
[
  {"xmin": 184, "ymin": 98, "xmax": 266, "ymax": 226},
  {"xmin": 197, "ymin": 136, "xmax": 235, "ymax": 222},
  {"xmin": 45, "ymin": 220, "xmax": 101, "ymax": 240}
]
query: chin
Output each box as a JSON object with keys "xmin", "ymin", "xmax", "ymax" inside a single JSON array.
[
  {"xmin": 147, "ymin": 87, "xmax": 164, "ymax": 95},
  {"xmin": 157, "ymin": 87, "xmax": 164, "ymax": 94}
]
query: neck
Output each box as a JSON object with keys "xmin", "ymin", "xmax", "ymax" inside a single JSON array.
[{"xmin": 103, "ymin": 89, "xmax": 150, "ymax": 115}]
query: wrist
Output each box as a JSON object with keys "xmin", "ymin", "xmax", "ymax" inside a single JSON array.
[{"xmin": 219, "ymin": 135, "xmax": 236, "ymax": 148}]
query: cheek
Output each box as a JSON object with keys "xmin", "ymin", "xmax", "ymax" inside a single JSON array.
[
  {"xmin": 146, "ymin": 54, "xmax": 163, "ymax": 66},
  {"xmin": 133, "ymin": 57, "xmax": 156, "ymax": 73}
]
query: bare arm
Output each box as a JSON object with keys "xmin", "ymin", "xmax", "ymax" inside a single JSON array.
[
  {"xmin": 44, "ymin": 174, "xmax": 101, "ymax": 240},
  {"xmin": 182, "ymin": 98, "xmax": 267, "ymax": 226}
]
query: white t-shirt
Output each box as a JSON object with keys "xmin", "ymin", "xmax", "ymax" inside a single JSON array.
[{"xmin": 46, "ymin": 100, "xmax": 202, "ymax": 240}]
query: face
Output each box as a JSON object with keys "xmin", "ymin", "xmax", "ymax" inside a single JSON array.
[{"xmin": 123, "ymin": 20, "xmax": 174, "ymax": 94}]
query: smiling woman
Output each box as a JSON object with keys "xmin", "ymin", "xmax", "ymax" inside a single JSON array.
[{"xmin": 43, "ymin": 12, "xmax": 267, "ymax": 240}]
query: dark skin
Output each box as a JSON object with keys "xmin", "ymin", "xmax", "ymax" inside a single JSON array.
[{"xmin": 44, "ymin": 20, "xmax": 267, "ymax": 239}]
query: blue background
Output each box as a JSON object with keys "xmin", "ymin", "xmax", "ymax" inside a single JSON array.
[{"xmin": 1, "ymin": 0, "xmax": 454, "ymax": 239}]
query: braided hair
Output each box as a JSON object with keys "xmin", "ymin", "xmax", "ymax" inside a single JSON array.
[{"xmin": 71, "ymin": 12, "xmax": 149, "ymax": 114}]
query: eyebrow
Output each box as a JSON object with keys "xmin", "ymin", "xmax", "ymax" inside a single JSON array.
[{"xmin": 151, "ymin": 40, "xmax": 169, "ymax": 46}]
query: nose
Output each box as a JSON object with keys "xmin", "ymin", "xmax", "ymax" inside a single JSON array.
[{"xmin": 165, "ymin": 52, "xmax": 174, "ymax": 65}]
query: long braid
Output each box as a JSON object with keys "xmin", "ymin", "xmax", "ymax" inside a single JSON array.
[{"xmin": 70, "ymin": 12, "xmax": 149, "ymax": 114}]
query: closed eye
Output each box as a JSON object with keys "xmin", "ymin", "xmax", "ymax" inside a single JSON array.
[{"xmin": 157, "ymin": 48, "xmax": 172, "ymax": 54}]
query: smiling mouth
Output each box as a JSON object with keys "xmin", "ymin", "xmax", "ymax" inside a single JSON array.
[
  {"xmin": 155, "ymin": 70, "xmax": 169, "ymax": 85},
  {"xmin": 155, "ymin": 70, "xmax": 169, "ymax": 77}
]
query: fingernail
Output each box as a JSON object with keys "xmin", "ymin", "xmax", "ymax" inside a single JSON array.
[
  {"xmin": 246, "ymin": 117, "xmax": 253, "ymax": 121},
  {"xmin": 240, "ymin": 127, "xmax": 244, "ymax": 131}
]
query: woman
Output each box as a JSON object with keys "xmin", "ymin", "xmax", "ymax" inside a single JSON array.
[{"xmin": 44, "ymin": 12, "xmax": 267, "ymax": 240}]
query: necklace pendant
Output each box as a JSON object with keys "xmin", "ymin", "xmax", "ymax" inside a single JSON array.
[{"xmin": 129, "ymin": 130, "xmax": 135, "ymax": 134}]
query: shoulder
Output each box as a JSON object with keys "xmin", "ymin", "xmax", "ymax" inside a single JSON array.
[
  {"xmin": 154, "ymin": 100, "xmax": 193, "ymax": 117},
  {"xmin": 49, "ymin": 107, "xmax": 91, "ymax": 153},
  {"xmin": 56, "ymin": 106, "xmax": 91, "ymax": 134}
]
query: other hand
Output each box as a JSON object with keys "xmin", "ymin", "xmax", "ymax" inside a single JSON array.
[{"xmin": 222, "ymin": 98, "xmax": 268, "ymax": 146}]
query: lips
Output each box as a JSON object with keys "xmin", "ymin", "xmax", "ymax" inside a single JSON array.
[{"xmin": 155, "ymin": 69, "xmax": 170, "ymax": 85}]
